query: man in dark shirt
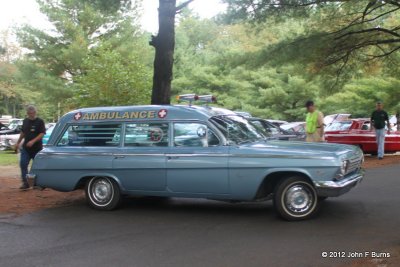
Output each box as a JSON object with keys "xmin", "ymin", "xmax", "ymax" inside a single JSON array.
[
  {"xmin": 370, "ymin": 101, "xmax": 390, "ymax": 160},
  {"xmin": 15, "ymin": 106, "xmax": 46, "ymax": 190}
]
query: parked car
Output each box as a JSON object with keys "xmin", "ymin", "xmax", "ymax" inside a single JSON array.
[
  {"xmin": 281, "ymin": 122, "xmax": 306, "ymax": 141},
  {"xmin": 0, "ymin": 133, "xmax": 19, "ymax": 151},
  {"xmin": 0, "ymin": 119, "xmax": 23, "ymax": 135},
  {"xmin": 0, "ymin": 115, "xmax": 13, "ymax": 126},
  {"xmin": 234, "ymin": 111, "xmax": 252, "ymax": 118},
  {"xmin": 325, "ymin": 119, "xmax": 400, "ymax": 154},
  {"xmin": 267, "ymin": 119, "xmax": 288, "ymax": 127},
  {"xmin": 324, "ymin": 114, "xmax": 351, "ymax": 126},
  {"xmin": 31, "ymin": 96, "xmax": 364, "ymax": 221},
  {"xmin": 248, "ymin": 118, "xmax": 301, "ymax": 141},
  {"xmin": 43, "ymin": 123, "xmax": 57, "ymax": 145}
]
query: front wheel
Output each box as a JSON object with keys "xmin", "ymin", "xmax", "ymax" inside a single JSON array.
[
  {"xmin": 273, "ymin": 176, "xmax": 319, "ymax": 221},
  {"xmin": 85, "ymin": 176, "xmax": 121, "ymax": 210}
]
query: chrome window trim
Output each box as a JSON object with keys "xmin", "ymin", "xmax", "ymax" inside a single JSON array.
[
  {"xmin": 172, "ymin": 120, "xmax": 225, "ymax": 147},
  {"xmin": 54, "ymin": 122, "xmax": 123, "ymax": 147},
  {"xmin": 122, "ymin": 121, "xmax": 170, "ymax": 148}
]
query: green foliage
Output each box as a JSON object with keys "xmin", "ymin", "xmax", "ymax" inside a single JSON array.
[
  {"xmin": 172, "ymin": 12, "xmax": 399, "ymax": 121},
  {"xmin": 12, "ymin": 0, "xmax": 151, "ymax": 121},
  {"xmin": 73, "ymin": 42, "xmax": 152, "ymax": 107},
  {"xmin": 321, "ymin": 77, "xmax": 400, "ymax": 117},
  {"xmin": 2, "ymin": 2, "xmax": 399, "ymax": 123}
]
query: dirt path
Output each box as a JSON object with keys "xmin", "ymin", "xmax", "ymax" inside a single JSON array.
[{"xmin": 0, "ymin": 165, "xmax": 84, "ymax": 217}]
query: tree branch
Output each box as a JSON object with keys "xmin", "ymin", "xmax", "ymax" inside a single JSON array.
[
  {"xmin": 335, "ymin": 27, "xmax": 400, "ymax": 40},
  {"xmin": 176, "ymin": 0, "xmax": 195, "ymax": 12}
]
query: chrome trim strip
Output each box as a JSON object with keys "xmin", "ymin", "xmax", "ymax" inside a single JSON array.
[
  {"xmin": 41, "ymin": 152, "xmax": 115, "ymax": 156},
  {"xmin": 42, "ymin": 151, "xmax": 339, "ymax": 160},
  {"xmin": 325, "ymin": 134, "xmax": 400, "ymax": 137},
  {"xmin": 114, "ymin": 153, "xmax": 166, "ymax": 157},
  {"xmin": 166, "ymin": 154, "xmax": 229, "ymax": 157},
  {"xmin": 230, "ymin": 154, "xmax": 335, "ymax": 160}
]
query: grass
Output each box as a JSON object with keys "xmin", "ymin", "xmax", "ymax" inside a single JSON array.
[{"xmin": 0, "ymin": 151, "xmax": 18, "ymax": 166}]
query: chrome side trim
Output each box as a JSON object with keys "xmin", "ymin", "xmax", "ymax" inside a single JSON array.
[
  {"xmin": 166, "ymin": 154, "xmax": 229, "ymax": 157},
  {"xmin": 230, "ymin": 154, "xmax": 335, "ymax": 160},
  {"xmin": 40, "ymin": 152, "xmax": 115, "ymax": 156}
]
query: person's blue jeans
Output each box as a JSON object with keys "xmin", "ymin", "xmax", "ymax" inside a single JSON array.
[
  {"xmin": 19, "ymin": 148, "xmax": 37, "ymax": 185},
  {"xmin": 375, "ymin": 129, "xmax": 386, "ymax": 158}
]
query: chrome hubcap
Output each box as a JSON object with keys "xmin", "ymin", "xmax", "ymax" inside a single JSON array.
[
  {"xmin": 285, "ymin": 185, "xmax": 313, "ymax": 213},
  {"xmin": 91, "ymin": 178, "xmax": 113, "ymax": 204}
]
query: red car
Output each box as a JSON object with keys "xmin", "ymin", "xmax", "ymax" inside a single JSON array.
[{"xmin": 325, "ymin": 119, "xmax": 400, "ymax": 154}]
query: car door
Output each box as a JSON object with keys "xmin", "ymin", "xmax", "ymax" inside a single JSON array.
[
  {"xmin": 354, "ymin": 121, "xmax": 377, "ymax": 151},
  {"xmin": 166, "ymin": 121, "xmax": 229, "ymax": 195},
  {"xmin": 34, "ymin": 123, "xmax": 122, "ymax": 191},
  {"xmin": 112, "ymin": 122, "xmax": 169, "ymax": 192}
]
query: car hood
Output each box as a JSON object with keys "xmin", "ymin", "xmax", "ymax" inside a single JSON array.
[
  {"xmin": 238, "ymin": 140, "xmax": 359, "ymax": 158},
  {"xmin": 0, "ymin": 129, "xmax": 18, "ymax": 135}
]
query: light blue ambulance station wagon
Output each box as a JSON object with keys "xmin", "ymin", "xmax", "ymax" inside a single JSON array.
[{"xmin": 32, "ymin": 95, "xmax": 364, "ymax": 221}]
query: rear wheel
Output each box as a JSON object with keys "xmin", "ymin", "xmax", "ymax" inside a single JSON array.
[
  {"xmin": 85, "ymin": 176, "xmax": 121, "ymax": 210},
  {"xmin": 273, "ymin": 176, "xmax": 319, "ymax": 221}
]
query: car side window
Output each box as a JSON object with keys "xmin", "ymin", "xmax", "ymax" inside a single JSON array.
[
  {"xmin": 124, "ymin": 123, "xmax": 169, "ymax": 147},
  {"xmin": 361, "ymin": 123, "xmax": 370, "ymax": 131},
  {"xmin": 57, "ymin": 124, "xmax": 122, "ymax": 146},
  {"xmin": 174, "ymin": 123, "xmax": 220, "ymax": 147}
]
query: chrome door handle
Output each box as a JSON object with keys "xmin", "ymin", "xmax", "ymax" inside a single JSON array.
[
  {"xmin": 167, "ymin": 156, "xmax": 180, "ymax": 160},
  {"xmin": 114, "ymin": 155, "xmax": 125, "ymax": 159}
]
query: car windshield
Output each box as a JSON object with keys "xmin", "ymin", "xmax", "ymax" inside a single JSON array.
[
  {"xmin": 7, "ymin": 121, "xmax": 20, "ymax": 130},
  {"xmin": 326, "ymin": 121, "xmax": 353, "ymax": 131},
  {"xmin": 210, "ymin": 115, "xmax": 265, "ymax": 144},
  {"xmin": 251, "ymin": 120, "xmax": 280, "ymax": 136}
]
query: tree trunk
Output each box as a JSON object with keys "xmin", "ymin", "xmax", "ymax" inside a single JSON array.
[{"xmin": 150, "ymin": 0, "xmax": 177, "ymax": 105}]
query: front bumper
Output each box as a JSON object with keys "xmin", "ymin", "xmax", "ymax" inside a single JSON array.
[{"xmin": 314, "ymin": 169, "xmax": 364, "ymax": 197}]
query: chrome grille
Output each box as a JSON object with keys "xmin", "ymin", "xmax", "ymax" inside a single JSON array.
[{"xmin": 346, "ymin": 156, "xmax": 363, "ymax": 174}]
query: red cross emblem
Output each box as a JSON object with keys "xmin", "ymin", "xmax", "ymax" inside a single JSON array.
[
  {"xmin": 74, "ymin": 112, "xmax": 82, "ymax": 120},
  {"xmin": 158, "ymin": 109, "xmax": 167, "ymax": 119}
]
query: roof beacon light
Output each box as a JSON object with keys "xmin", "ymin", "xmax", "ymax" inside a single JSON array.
[
  {"xmin": 197, "ymin": 95, "xmax": 217, "ymax": 104},
  {"xmin": 176, "ymin": 94, "xmax": 199, "ymax": 105}
]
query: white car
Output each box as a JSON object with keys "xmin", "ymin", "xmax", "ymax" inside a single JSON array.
[{"xmin": 0, "ymin": 133, "xmax": 20, "ymax": 151}]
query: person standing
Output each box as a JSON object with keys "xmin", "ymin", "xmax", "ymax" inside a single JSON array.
[
  {"xmin": 15, "ymin": 105, "xmax": 46, "ymax": 190},
  {"xmin": 305, "ymin": 100, "xmax": 324, "ymax": 142},
  {"xmin": 371, "ymin": 101, "xmax": 390, "ymax": 160}
]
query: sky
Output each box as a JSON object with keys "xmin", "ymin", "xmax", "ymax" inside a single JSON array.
[{"xmin": 0, "ymin": 0, "xmax": 227, "ymax": 34}]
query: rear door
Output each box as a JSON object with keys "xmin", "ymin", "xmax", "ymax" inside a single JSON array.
[
  {"xmin": 112, "ymin": 122, "xmax": 169, "ymax": 191},
  {"xmin": 34, "ymin": 123, "xmax": 122, "ymax": 191},
  {"xmin": 166, "ymin": 121, "xmax": 229, "ymax": 195}
]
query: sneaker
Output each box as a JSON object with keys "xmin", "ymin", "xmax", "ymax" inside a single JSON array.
[{"xmin": 19, "ymin": 183, "xmax": 30, "ymax": 190}]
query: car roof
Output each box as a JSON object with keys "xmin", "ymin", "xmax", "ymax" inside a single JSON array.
[
  {"xmin": 59, "ymin": 105, "xmax": 236, "ymax": 125},
  {"xmin": 333, "ymin": 119, "xmax": 369, "ymax": 123}
]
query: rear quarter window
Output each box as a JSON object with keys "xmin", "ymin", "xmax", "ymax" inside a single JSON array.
[{"xmin": 57, "ymin": 124, "xmax": 122, "ymax": 147}]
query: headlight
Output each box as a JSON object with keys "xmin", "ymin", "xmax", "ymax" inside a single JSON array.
[
  {"xmin": 340, "ymin": 160, "xmax": 349, "ymax": 175},
  {"xmin": 335, "ymin": 160, "xmax": 349, "ymax": 180}
]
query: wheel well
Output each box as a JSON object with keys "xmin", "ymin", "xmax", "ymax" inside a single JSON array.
[
  {"xmin": 74, "ymin": 176, "xmax": 93, "ymax": 190},
  {"xmin": 74, "ymin": 175, "xmax": 122, "ymax": 191},
  {"xmin": 255, "ymin": 171, "xmax": 313, "ymax": 199}
]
